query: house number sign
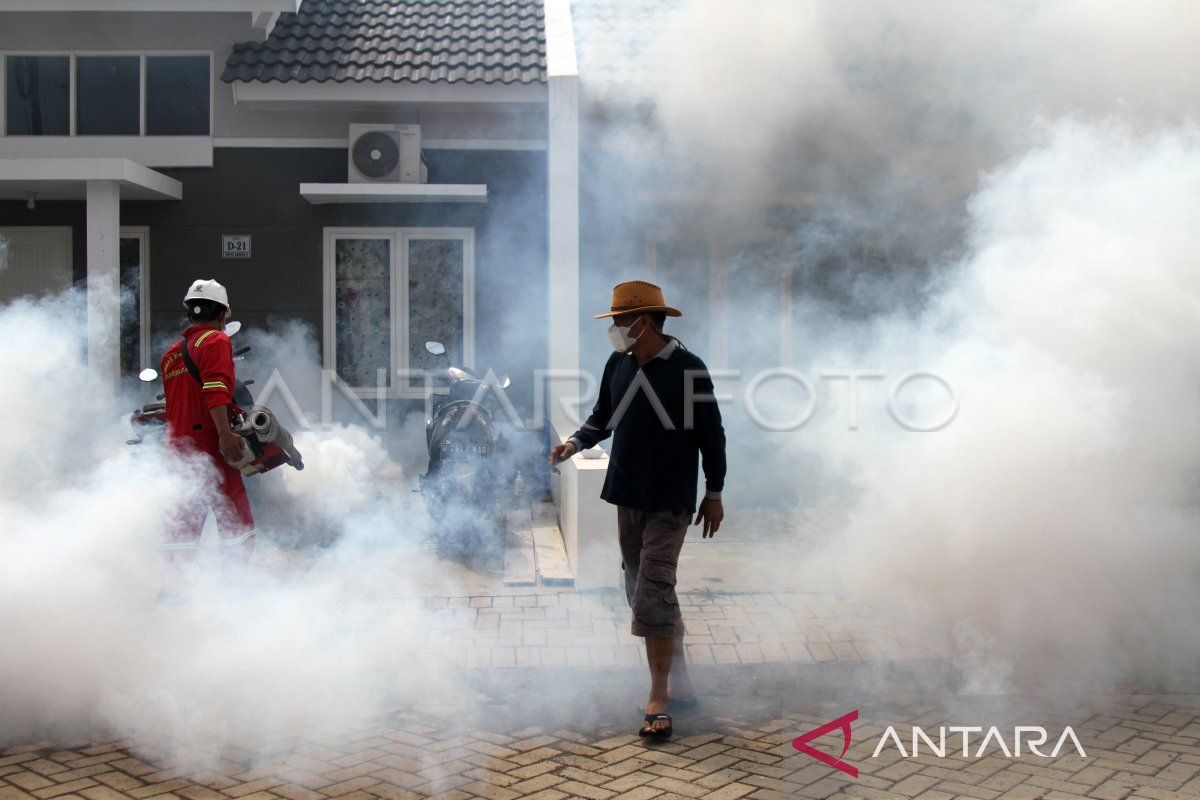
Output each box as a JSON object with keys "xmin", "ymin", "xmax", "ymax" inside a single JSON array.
[{"xmin": 222, "ymin": 235, "xmax": 252, "ymax": 260}]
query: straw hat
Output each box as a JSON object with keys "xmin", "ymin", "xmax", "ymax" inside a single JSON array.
[{"xmin": 594, "ymin": 280, "xmax": 683, "ymax": 319}]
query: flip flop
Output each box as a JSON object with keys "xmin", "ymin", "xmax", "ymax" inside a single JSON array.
[{"xmin": 638, "ymin": 713, "xmax": 673, "ymax": 739}]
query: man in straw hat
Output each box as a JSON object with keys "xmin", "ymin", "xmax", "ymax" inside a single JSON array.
[{"xmin": 549, "ymin": 280, "xmax": 726, "ymax": 738}]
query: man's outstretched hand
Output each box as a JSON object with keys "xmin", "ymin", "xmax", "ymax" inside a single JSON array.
[
  {"xmin": 695, "ymin": 498, "xmax": 724, "ymax": 538},
  {"xmin": 547, "ymin": 441, "xmax": 577, "ymax": 473}
]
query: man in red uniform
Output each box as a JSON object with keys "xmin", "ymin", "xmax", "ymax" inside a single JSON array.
[{"xmin": 160, "ymin": 278, "xmax": 255, "ymax": 566}]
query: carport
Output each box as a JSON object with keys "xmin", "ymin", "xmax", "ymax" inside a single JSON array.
[{"xmin": 0, "ymin": 157, "xmax": 181, "ymax": 389}]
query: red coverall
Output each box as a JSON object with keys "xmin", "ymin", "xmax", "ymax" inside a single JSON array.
[{"xmin": 160, "ymin": 325, "xmax": 256, "ymax": 563}]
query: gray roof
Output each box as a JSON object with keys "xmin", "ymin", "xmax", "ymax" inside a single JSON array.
[{"xmin": 222, "ymin": 0, "xmax": 546, "ymax": 85}]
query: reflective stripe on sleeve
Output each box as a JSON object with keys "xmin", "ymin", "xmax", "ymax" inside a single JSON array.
[
  {"xmin": 201, "ymin": 381, "xmax": 228, "ymax": 391},
  {"xmin": 219, "ymin": 529, "xmax": 256, "ymax": 546}
]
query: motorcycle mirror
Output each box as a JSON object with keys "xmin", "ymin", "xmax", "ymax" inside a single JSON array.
[
  {"xmin": 425, "ymin": 341, "xmax": 446, "ymax": 355},
  {"xmin": 448, "ymin": 366, "xmax": 470, "ymax": 381},
  {"xmin": 139, "ymin": 368, "xmax": 158, "ymax": 382},
  {"xmin": 225, "ymin": 320, "xmax": 242, "ymax": 337},
  {"xmin": 499, "ymin": 374, "xmax": 511, "ymax": 389}
]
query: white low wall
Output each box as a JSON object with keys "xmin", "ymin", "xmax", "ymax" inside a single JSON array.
[{"xmin": 550, "ymin": 423, "xmax": 618, "ymax": 591}]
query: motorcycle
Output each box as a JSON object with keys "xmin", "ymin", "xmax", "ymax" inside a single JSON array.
[
  {"xmin": 128, "ymin": 321, "xmax": 303, "ymax": 476},
  {"xmin": 419, "ymin": 340, "xmax": 514, "ymax": 558}
]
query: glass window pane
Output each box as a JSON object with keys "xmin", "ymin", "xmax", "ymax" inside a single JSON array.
[
  {"xmin": 120, "ymin": 237, "xmax": 142, "ymax": 374},
  {"xmin": 76, "ymin": 56, "xmax": 140, "ymax": 135},
  {"xmin": 335, "ymin": 238, "xmax": 392, "ymax": 388},
  {"xmin": 146, "ymin": 56, "xmax": 210, "ymax": 136},
  {"xmin": 5, "ymin": 56, "xmax": 70, "ymax": 136},
  {"xmin": 407, "ymin": 238, "xmax": 465, "ymax": 385}
]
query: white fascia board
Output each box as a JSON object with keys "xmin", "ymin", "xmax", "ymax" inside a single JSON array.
[
  {"xmin": 119, "ymin": 159, "xmax": 182, "ymax": 199},
  {"xmin": 0, "ymin": 1, "xmax": 296, "ymax": 11},
  {"xmin": 300, "ymin": 182, "xmax": 487, "ymax": 204},
  {"xmin": 542, "ymin": 0, "xmax": 578, "ymax": 78},
  {"xmin": 0, "ymin": 157, "xmax": 182, "ymax": 199},
  {"xmin": 251, "ymin": 9, "xmax": 284, "ymax": 36},
  {"xmin": 232, "ymin": 81, "xmax": 548, "ymax": 108},
  {"xmin": 216, "ymin": 136, "xmax": 547, "ymax": 151},
  {"xmin": 0, "ymin": 136, "xmax": 212, "ymax": 168}
]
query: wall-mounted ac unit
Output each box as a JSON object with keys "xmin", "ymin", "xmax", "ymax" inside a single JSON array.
[{"xmin": 348, "ymin": 123, "xmax": 424, "ymax": 183}]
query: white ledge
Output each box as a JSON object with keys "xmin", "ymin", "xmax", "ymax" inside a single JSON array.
[
  {"xmin": 300, "ymin": 183, "xmax": 487, "ymax": 204},
  {"xmin": 234, "ymin": 81, "xmax": 546, "ymax": 108},
  {"xmin": 0, "ymin": 157, "xmax": 182, "ymax": 200},
  {"xmin": 0, "ymin": 136, "xmax": 212, "ymax": 168}
]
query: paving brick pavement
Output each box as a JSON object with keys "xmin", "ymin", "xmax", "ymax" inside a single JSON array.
[
  {"xmin": 381, "ymin": 591, "xmax": 952, "ymax": 671},
  {"xmin": 5, "ymin": 691, "xmax": 1200, "ymax": 799}
]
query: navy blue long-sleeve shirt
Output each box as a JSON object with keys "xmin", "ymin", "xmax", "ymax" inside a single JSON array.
[{"xmin": 569, "ymin": 339, "xmax": 726, "ymax": 513}]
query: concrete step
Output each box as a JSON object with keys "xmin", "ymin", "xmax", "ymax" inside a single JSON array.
[
  {"xmin": 532, "ymin": 501, "xmax": 574, "ymax": 587},
  {"xmin": 502, "ymin": 505, "xmax": 536, "ymax": 586}
]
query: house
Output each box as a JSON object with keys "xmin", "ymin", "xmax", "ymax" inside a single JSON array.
[
  {"xmin": 0, "ymin": 0, "xmax": 621, "ymax": 583},
  {"xmin": 0, "ymin": 0, "xmax": 580, "ymax": 420}
]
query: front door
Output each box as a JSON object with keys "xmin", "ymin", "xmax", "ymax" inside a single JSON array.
[{"xmin": 0, "ymin": 226, "xmax": 72, "ymax": 302}]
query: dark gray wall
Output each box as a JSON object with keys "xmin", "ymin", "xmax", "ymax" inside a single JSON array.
[{"xmin": 0, "ymin": 146, "xmax": 549, "ymax": 414}]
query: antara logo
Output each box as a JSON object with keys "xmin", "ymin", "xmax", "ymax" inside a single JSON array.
[
  {"xmin": 792, "ymin": 710, "xmax": 859, "ymax": 778},
  {"xmin": 792, "ymin": 710, "xmax": 1087, "ymax": 779}
]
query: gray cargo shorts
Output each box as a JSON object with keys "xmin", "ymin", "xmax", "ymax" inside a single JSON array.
[{"xmin": 618, "ymin": 506, "xmax": 691, "ymax": 639}]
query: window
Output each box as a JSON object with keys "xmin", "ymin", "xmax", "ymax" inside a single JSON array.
[
  {"xmin": 333, "ymin": 236, "xmax": 393, "ymax": 389},
  {"xmin": 324, "ymin": 228, "xmax": 475, "ymax": 398},
  {"xmin": 5, "ymin": 56, "xmax": 69, "ymax": 135},
  {"xmin": 146, "ymin": 56, "xmax": 210, "ymax": 136},
  {"xmin": 76, "ymin": 56, "xmax": 140, "ymax": 135},
  {"xmin": 2, "ymin": 53, "xmax": 210, "ymax": 137}
]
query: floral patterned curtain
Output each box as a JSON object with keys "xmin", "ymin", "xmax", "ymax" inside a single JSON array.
[
  {"xmin": 334, "ymin": 238, "xmax": 391, "ymax": 388},
  {"xmin": 408, "ymin": 238, "xmax": 464, "ymax": 373}
]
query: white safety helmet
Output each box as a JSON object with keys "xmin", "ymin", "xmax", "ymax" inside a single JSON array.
[{"xmin": 183, "ymin": 278, "xmax": 230, "ymax": 314}]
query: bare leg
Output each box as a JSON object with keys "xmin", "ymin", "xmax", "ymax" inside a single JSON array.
[
  {"xmin": 643, "ymin": 635, "xmax": 674, "ymax": 734},
  {"xmin": 669, "ymin": 629, "xmax": 696, "ymax": 699}
]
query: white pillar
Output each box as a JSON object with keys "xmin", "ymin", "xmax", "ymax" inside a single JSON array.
[
  {"xmin": 543, "ymin": 0, "xmax": 618, "ymax": 590},
  {"xmin": 544, "ymin": 0, "xmax": 580, "ymax": 436},
  {"xmin": 86, "ymin": 179, "xmax": 121, "ymax": 391}
]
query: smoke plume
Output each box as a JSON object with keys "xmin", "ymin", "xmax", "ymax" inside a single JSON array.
[{"xmin": 575, "ymin": 0, "xmax": 1200, "ymax": 686}]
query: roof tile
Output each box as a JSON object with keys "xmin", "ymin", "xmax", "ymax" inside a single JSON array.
[{"xmin": 222, "ymin": 0, "xmax": 546, "ymax": 85}]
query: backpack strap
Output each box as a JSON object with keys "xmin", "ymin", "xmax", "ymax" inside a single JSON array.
[{"xmin": 178, "ymin": 338, "xmax": 202, "ymax": 384}]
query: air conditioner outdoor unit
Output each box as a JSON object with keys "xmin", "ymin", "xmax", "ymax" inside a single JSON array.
[{"xmin": 348, "ymin": 123, "xmax": 424, "ymax": 183}]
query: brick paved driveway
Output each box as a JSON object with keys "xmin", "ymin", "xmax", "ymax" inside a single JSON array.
[
  {"xmin": 407, "ymin": 591, "xmax": 950, "ymax": 671},
  {"xmin": 5, "ymin": 655, "xmax": 1200, "ymax": 800}
]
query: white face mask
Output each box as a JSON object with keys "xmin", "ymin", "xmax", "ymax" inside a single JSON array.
[{"xmin": 607, "ymin": 319, "xmax": 642, "ymax": 352}]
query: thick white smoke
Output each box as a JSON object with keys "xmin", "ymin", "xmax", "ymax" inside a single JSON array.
[
  {"xmin": 0, "ymin": 292, "xmax": 451, "ymax": 763},
  {"xmin": 835, "ymin": 120, "xmax": 1200, "ymax": 687},
  {"xmin": 3, "ymin": 1, "xmax": 1198, "ymax": 769},
  {"xmin": 577, "ymin": 0, "xmax": 1200, "ymax": 686}
]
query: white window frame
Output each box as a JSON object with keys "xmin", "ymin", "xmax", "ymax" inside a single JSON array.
[
  {"xmin": 323, "ymin": 227, "xmax": 476, "ymax": 400},
  {"xmin": 1, "ymin": 51, "xmax": 214, "ymax": 138},
  {"xmin": 120, "ymin": 226, "xmax": 151, "ymax": 371}
]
